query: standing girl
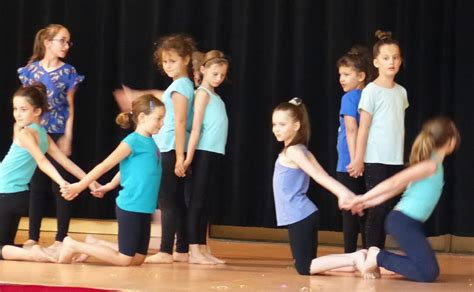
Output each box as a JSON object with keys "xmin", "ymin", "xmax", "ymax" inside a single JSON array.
[
  {"xmin": 347, "ymin": 30, "xmax": 409, "ymax": 249},
  {"xmin": 0, "ymin": 84, "xmax": 92, "ymax": 247},
  {"xmin": 59, "ymin": 95, "xmax": 165, "ymax": 266},
  {"xmin": 145, "ymin": 34, "xmax": 196, "ymax": 264},
  {"xmin": 311, "ymin": 117, "xmax": 460, "ymax": 282},
  {"xmin": 272, "ymin": 98, "xmax": 355, "ymax": 275},
  {"xmin": 336, "ymin": 45, "xmax": 374, "ymax": 253},
  {"xmin": 18, "ymin": 24, "xmax": 84, "ymax": 248},
  {"xmin": 183, "ymin": 50, "xmax": 228, "ymax": 265}
]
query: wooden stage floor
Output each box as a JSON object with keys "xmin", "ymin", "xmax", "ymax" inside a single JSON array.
[{"xmin": 0, "ymin": 237, "xmax": 473, "ymax": 291}]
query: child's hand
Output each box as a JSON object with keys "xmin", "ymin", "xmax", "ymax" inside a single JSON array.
[
  {"xmin": 91, "ymin": 183, "xmax": 114, "ymax": 198},
  {"xmin": 88, "ymin": 181, "xmax": 102, "ymax": 192},
  {"xmin": 347, "ymin": 159, "xmax": 364, "ymax": 178},
  {"xmin": 349, "ymin": 197, "xmax": 365, "ymax": 216},
  {"xmin": 183, "ymin": 158, "xmax": 192, "ymax": 173},
  {"xmin": 61, "ymin": 182, "xmax": 83, "ymax": 201},
  {"xmin": 338, "ymin": 194, "xmax": 355, "ymax": 210},
  {"xmin": 175, "ymin": 155, "xmax": 186, "ymax": 177},
  {"xmin": 113, "ymin": 85, "xmax": 134, "ymax": 112}
]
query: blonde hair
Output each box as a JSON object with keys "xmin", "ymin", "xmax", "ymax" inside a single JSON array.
[
  {"xmin": 29, "ymin": 24, "xmax": 68, "ymax": 63},
  {"xmin": 409, "ymin": 117, "xmax": 460, "ymax": 165},
  {"xmin": 115, "ymin": 94, "xmax": 163, "ymax": 129},
  {"xmin": 194, "ymin": 50, "xmax": 229, "ymax": 84}
]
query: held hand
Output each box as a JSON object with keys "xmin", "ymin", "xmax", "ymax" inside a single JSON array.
[
  {"xmin": 90, "ymin": 183, "xmax": 114, "ymax": 198},
  {"xmin": 347, "ymin": 159, "xmax": 364, "ymax": 178},
  {"xmin": 338, "ymin": 193, "xmax": 356, "ymax": 210},
  {"xmin": 183, "ymin": 158, "xmax": 192, "ymax": 173},
  {"xmin": 60, "ymin": 182, "xmax": 83, "ymax": 201},
  {"xmin": 57, "ymin": 136, "xmax": 72, "ymax": 157},
  {"xmin": 174, "ymin": 155, "xmax": 186, "ymax": 177},
  {"xmin": 351, "ymin": 201, "xmax": 365, "ymax": 217}
]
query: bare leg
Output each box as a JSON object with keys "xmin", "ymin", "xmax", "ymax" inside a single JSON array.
[
  {"xmin": 2, "ymin": 245, "xmax": 57, "ymax": 262},
  {"xmin": 72, "ymin": 235, "xmax": 104, "ymax": 263},
  {"xmin": 310, "ymin": 249, "xmax": 367, "ymax": 275},
  {"xmin": 199, "ymin": 245, "xmax": 226, "ymax": 264},
  {"xmin": 188, "ymin": 244, "xmax": 215, "ymax": 265},
  {"xmin": 58, "ymin": 236, "xmax": 133, "ymax": 266},
  {"xmin": 144, "ymin": 252, "xmax": 173, "ymax": 264},
  {"xmin": 363, "ymin": 247, "xmax": 381, "ymax": 279}
]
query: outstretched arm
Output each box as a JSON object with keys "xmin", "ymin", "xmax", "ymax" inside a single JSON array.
[
  {"xmin": 61, "ymin": 142, "xmax": 131, "ymax": 200},
  {"xmin": 358, "ymin": 160, "xmax": 437, "ymax": 209},
  {"xmin": 113, "ymin": 85, "xmax": 163, "ymax": 111},
  {"xmin": 286, "ymin": 146, "xmax": 355, "ymax": 208},
  {"xmin": 91, "ymin": 172, "xmax": 121, "ymax": 198}
]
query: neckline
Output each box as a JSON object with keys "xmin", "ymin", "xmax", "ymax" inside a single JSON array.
[{"xmin": 38, "ymin": 61, "xmax": 66, "ymax": 73}]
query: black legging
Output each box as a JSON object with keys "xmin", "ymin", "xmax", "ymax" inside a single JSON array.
[
  {"xmin": 287, "ymin": 211, "xmax": 319, "ymax": 275},
  {"xmin": 363, "ymin": 163, "xmax": 404, "ymax": 249},
  {"xmin": 0, "ymin": 191, "xmax": 29, "ymax": 245},
  {"xmin": 186, "ymin": 150, "xmax": 222, "ymax": 245},
  {"xmin": 29, "ymin": 134, "xmax": 72, "ymax": 242},
  {"xmin": 158, "ymin": 151, "xmax": 188, "ymax": 254},
  {"xmin": 336, "ymin": 172, "xmax": 366, "ymax": 252}
]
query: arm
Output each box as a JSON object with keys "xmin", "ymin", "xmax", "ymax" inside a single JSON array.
[
  {"xmin": 18, "ymin": 129, "xmax": 66, "ymax": 187},
  {"xmin": 172, "ymin": 92, "xmax": 188, "ymax": 177},
  {"xmin": 347, "ymin": 110, "xmax": 372, "ymax": 177},
  {"xmin": 286, "ymin": 146, "xmax": 355, "ymax": 208},
  {"xmin": 61, "ymin": 142, "xmax": 131, "ymax": 200},
  {"xmin": 57, "ymin": 90, "xmax": 76, "ymax": 156},
  {"xmin": 343, "ymin": 115, "xmax": 358, "ymax": 161},
  {"xmin": 184, "ymin": 89, "xmax": 210, "ymax": 170},
  {"xmin": 359, "ymin": 160, "xmax": 437, "ymax": 209},
  {"xmin": 91, "ymin": 172, "xmax": 121, "ymax": 198}
]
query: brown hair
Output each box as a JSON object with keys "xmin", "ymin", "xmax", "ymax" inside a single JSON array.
[
  {"xmin": 337, "ymin": 45, "xmax": 375, "ymax": 85},
  {"xmin": 373, "ymin": 30, "xmax": 402, "ymax": 59},
  {"xmin": 13, "ymin": 84, "xmax": 49, "ymax": 115},
  {"xmin": 153, "ymin": 34, "xmax": 197, "ymax": 77},
  {"xmin": 409, "ymin": 117, "xmax": 460, "ymax": 165},
  {"xmin": 115, "ymin": 94, "xmax": 164, "ymax": 129},
  {"xmin": 194, "ymin": 50, "xmax": 229, "ymax": 85},
  {"xmin": 29, "ymin": 24, "xmax": 68, "ymax": 63},
  {"xmin": 273, "ymin": 98, "xmax": 311, "ymax": 149}
]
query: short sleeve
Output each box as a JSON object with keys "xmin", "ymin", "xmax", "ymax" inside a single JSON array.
[
  {"xmin": 170, "ymin": 78, "xmax": 193, "ymax": 100},
  {"xmin": 122, "ymin": 134, "xmax": 137, "ymax": 154},
  {"xmin": 66, "ymin": 66, "xmax": 85, "ymax": 92},
  {"xmin": 340, "ymin": 91, "xmax": 359, "ymax": 118},
  {"xmin": 17, "ymin": 64, "xmax": 35, "ymax": 86},
  {"xmin": 358, "ymin": 84, "xmax": 375, "ymax": 114},
  {"xmin": 402, "ymin": 86, "xmax": 409, "ymax": 110}
]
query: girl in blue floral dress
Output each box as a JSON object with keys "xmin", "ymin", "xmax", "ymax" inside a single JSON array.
[{"xmin": 18, "ymin": 24, "xmax": 85, "ymax": 250}]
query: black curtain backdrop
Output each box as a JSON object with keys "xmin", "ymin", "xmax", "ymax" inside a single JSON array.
[{"xmin": 1, "ymin": 0, "xmax": 473, "ymax": 236}]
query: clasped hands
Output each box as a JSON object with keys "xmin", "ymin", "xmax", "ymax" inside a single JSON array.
[{"xmin": 338, "ymin": 193, "xmax": 366, "ymax": 216}]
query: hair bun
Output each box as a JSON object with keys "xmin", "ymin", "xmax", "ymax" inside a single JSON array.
[{"xmin": 375, "ymin": 30, "xmax": 392, "ymax": 41}]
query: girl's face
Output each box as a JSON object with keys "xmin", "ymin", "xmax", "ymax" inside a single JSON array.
[
  {"xmin": 338, "ymin": 66, "xmax": 365, "ymax": 92},
  {"xmin": 374, "ymin": 44, "xmax": 402, "ymax": 78},
  {"xmin": 139, "ymin": 106, "xmax": 166, "ymax": 136},
  {"xmin": 272, "ymin": 110, "xmax": 300, "ymax": 145},
  {"xmin": 201, "ymin": 63, "xmax": 228, "ymax": 89},
  {"xmin": 45, "ymin": 28, "xmax": 71, "ymax": 59},
  {"xmin": 13, "ymin": 96, "xmax": 42, "ymax": 127},
  {"xmin": 161, "ymin": 50, "xmax": 189, "ymax": 80}
]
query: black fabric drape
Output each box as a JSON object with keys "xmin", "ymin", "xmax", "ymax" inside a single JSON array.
[{"xmin": 0, "ymin": 0, "xmax": 473, "ymax": 236}]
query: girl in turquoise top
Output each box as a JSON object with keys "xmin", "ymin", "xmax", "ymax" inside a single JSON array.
[
  {"xmin": 309, "ymin": 117, "xmax": 459, "ymax": 283},
  {"xmin": 184, "ymin": 50, "xmax": 229, "ymax": 265},
  {"xmin": 59, "ymin": 95, "xmax": 165, "ymax": 266},
  {"xmin": 0, "ymin": 84, "xmax": 92, "ymax": 262}
]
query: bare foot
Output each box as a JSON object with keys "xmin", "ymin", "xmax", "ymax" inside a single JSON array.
[
  {"xmin": 144, "ymin": 252, "xmax": 173, "ymax": 264},
  {"xmin": 30, "ymin": 245, "xmax": 57, "ymax": 263},
  {"xmin": 173, "ymin": 252, "xmax": 189, "ymax": 262},
  {"xmin": 48, "ymin": 241, "xmax": 63, "ymax": 250},
  {"xmin": 58, "ymin": 237, "xmax": 77, "ymax": 264},
  {"xmin": 23, "ymin": 239, "xmax": 37, "ymax": 249},
  {"xmin": 72, "ymin": 235, "xmax": 97, "ymax": 263},
  {"xmin": 188, "ymin": 252, "xmax": 215, "ymax": 265},
  {"xmin": 350, "ymin": 249, "xmax": 367, "ymax": 273},
  {"xmin": 380, "ymin": 267, "xmax": 396, "ymax": 275},
  {"xmin": 363, "ymin": 247, "xmax": 381, "ymax": 279}
]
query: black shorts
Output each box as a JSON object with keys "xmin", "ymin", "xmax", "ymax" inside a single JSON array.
[{"xmin": 116, "ymin": 206, "xmax": 151, "ymax": 257}]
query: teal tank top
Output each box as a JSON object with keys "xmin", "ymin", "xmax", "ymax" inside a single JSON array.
[
  {"xmin": 396, "ymin": 160, "xmax": 444, "ymax": 222},
  {"xmin": 195, "ymin": 86, "xmax": 228, "ymax": 154},
  {"xmin": 0, "ymin": 123, "xmax": 48, "ymax": 193}
]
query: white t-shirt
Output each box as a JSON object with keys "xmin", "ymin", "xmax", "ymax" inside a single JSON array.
[{"xmin": 358, "ymin": 82, "xmax": 409, "ymax": 165}]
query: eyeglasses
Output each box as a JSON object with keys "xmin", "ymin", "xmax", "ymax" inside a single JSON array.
[{"xmin": 51, "ymin": 38, "xmax": 73, "ymax": 47}]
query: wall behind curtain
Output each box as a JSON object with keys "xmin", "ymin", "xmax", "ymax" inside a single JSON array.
[{"xmin": 0, "ymin": 0, "xmax": 473, "ymax": 236}]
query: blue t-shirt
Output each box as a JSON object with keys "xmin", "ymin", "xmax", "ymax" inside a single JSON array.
[
  {"xmin": 153, "ymin": 77, "xmax": 194, "ymax": 152},
  {"xmin": 0, "ymin": 124, "xmax": 48, "ymax": 193},
  {"xmin": 117, "ymin": 132, "xmax": 162, "ymax": 214},
  {"xmin": 18, "ymin": 61, "xmax": 84, "ymax": 134},
  {"xmin": 396, "ymin": 161, "xmax": 444, "ymax": 222},
  {"xmin": 336, "ymin": 89, "xmax": 362, "ymax": 172},
  {"xmin": 195, "ymin": 86, "xmax": 228, "ymax": 155},
  {"xmin": 272, "ymin": 145, "xmax": 318, "ymax": 226}
]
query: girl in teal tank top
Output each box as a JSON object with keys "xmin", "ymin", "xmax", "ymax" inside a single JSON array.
[
  {"xmin": 1, "ymin": 84, "xmax": 93, "ymax": 262},
  {"xmin": 308, "ymin": 117, "xmax": 460, "ymax": 283}
]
